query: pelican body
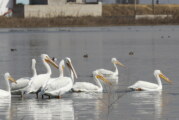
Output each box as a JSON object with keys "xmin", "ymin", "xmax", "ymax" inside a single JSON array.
[
  {"xmin": 94, "ymin": 58, "xmax": 125, "ymax": 77},
  {"xmin": 72, "ymin": 71, "xmax": 112, "ymax": 92},
  {"xmin": 10, "ymin": 77, "xmax": 30, "ymax": 96},
  {"xmin": 26, "ymin": 54, "xmax": 59, "ymax": 97},
  {"xmin": 41, "ymin": 59, "xmax": 65, "ymax": 91},
  {"xmin": 0, "ymin": 73, "xmax": 16, "ymax": 98},
  {"xmin": 10, "ymin": 59, "xmax": 37, "ymax": 97},
  {"xmin": 41, "ymin": 58, "xmax": 77, "ymax": 98},
  {"xmin": 128, "ymin": 70, "xmax": 172, "ymax": 91}
]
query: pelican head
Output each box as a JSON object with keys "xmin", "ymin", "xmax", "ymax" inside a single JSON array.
[
  {"xmin": 65, "ymin": 57, "xmax": 78, "ymax": 79},
  {"xmin": 154, "ymin": 70, "xmax": 172, "ymax": 83},
  {"xmin": 32, "ymin": 59, "xmax": 36, "ymax": 68},
  {"xmin": 52, "ymin": 57, "xmax": 58, "ymax": 62},
  {"xmin": 111, "ymin": 58, "xmax": 125, "ymax": 67},
  {"xmin": 93, "ymin": 71, "xmax": 112, "ymax": 85},
  {"xmin": 41, "ymin": 54, "xmax": 59, "ymax": 69},
  {"xmin": 32, "ymin": 59, "xmax": 36, "ymax": 64},
  {"xmin": 5, "ymin": 73, "xmax": 17, "ymax": 84}
]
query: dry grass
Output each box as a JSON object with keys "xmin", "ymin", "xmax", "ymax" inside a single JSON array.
[
  {"xmin": 0, "ymin": 16, "xmax": 134, "ymax": 28},
  {"xmin": 103, "ymin": 4, "xmax": 179, "ymax": 16},
  {"xmin": 1, "ymin": 4, "xmax": 179, "ymax": 28}
]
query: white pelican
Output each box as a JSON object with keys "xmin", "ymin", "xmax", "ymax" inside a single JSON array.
[
  {"xmin": 72, "ymin": 71, "xmax": 112, "ymax": 92},
  {"xmin": 9, "ymin": 59, "xmax": 37, "ymax": 97},
  {"xmin": 93, "ymin": 58, "xmax": 125, "ymax": 77},
  {"xmin": 0, "ymin": 73, "xmax": 16, "ymax": 98},
  {"xmin": 40, "ymin": 59, "xmax": 65, "ymax": 95},
  {"xmin": 41, "ymin": 57, "xmax": 77, "ymax": 98},
  {"xmin": 26, "ymin": 54, "xmax": 59, "ymax": 98},
  {"xmin": 128, "ymin": 70, "xmax": 172, "ymax": 91},
  {"xmin": 40, "ymin": 59, "xmax": 65, "ymax": 91}
]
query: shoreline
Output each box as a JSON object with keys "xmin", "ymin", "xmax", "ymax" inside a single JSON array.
[
  {"xmin": 0, "ymin": 25, "xmax": 178, "ymax": 33},
  {"xmin": 0, "ymin": 16, "xmax": 178, "ymax": 28}
]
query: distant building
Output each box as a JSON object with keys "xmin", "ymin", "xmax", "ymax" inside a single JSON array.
[
  {"xmin": 26, "ymin": 0, "xmax": 139, "ymax": 4},
  {"xmin": 13, "ymin": 0, "xmax": 102, "ymax": 18},
  {"xmin": 85, "ymin": 0, "xmax": 98, "ymax": 4},
  {"xmin": 29, "ymin": 0, "xmax": 47, "ymax": 4},
  {"xmin": 116, "ymin": 0, "xmax": 139, "ymax": 4},
  {"xmin": 17, "ymin": 0, "xmax": 29, "ymax": 4},
  {"xmin": 29, "ymin": 0, "xmax": 80, "ymax": 4}
]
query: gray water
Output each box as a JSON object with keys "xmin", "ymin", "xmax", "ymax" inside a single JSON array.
[{"xmin": 0, "ymin": 25, "xmax": 179, "ymax": 120}]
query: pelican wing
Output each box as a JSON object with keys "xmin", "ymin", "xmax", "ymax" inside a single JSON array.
[
  {"xmin": 26, "ymin": 74, "xmax": 50, "ymax": 94},
  {"xmin": 44, "ymin": 77, "xmax": 73, "ymax": 96},
  {"xmin": 11, "ymin": 77, "xmax": 30, "ymax": 91},
  {"xmin": 72, "ymin": 82, "xmax": 99, "ymax": 92},
  {"xmin": 128, "ymin": 81, "xmax": 159, "ymax": 91},
  {"xmin": 95, "ymin": 69, "xmax": 114, "ymax": 76}
]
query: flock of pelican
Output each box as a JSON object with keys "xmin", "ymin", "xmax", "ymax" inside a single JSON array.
[{"xmin": 0, "ymin": 54, "xmax": 172, "ymax": 99}]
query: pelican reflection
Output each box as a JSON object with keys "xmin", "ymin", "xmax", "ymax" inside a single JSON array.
[
  {"xmin": 11, "ymin": 99, "xmax": 74, "ymax": 120},
  {"xmin": 107, "ymin": 76, "xmax": 119, "ymax": 85},
  {"xmin": 72, "ymin": 92, "xmax": 104, "ymax": 120},
  {"xmin": 0, "ymin": 98, "xmax": 11, "ymax": 120},
  {"xmin": 131, "ymin": 91, "xmax": 163, "ymax": 120}
]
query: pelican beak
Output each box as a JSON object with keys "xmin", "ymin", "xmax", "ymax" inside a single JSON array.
[
  {"xmin": 115, "ymin": 60, "xmax": 125, "ymax": 68},
  {"xmin": 96, "ymin": 75, "xmax": 112, "ymax": 85},
  {"xmin": 66, "ymin": 61, "xmax": 78, "ymax": 79},
  {"xmin": 159, "ymin": 73, "xmax": 172, "ymax": 83},
  {"xmin": 45, "ymin": 56, "xmax": 59, "ymax": 69},
  {"xmin": 8, "ymin": 76, "xmax": 17, "ymax": 84}
]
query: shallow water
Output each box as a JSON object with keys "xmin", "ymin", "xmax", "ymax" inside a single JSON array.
[{"xmin": 0, "ymin": 25, "xmax": 179, "ymax": 120}]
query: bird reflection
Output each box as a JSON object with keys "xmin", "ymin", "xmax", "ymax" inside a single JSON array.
[
  {"xmin": 106, "ymin": 76, "xmax": 119, "ymax": 85},
  {"xmin": 101, "ymin": 76, "xmax": 119, "ymax": 93},
  {"xmin": 72, "ymin": 92, "xmax": 103, "ymax": 100},
  {"xmin": 0, "ymin": 98, "xmax": 11, "ymax": 120},
  {"xmin": 11, "ymin": 99, "xmax": 74, "ymax": 120},
  {"xmin": 131, "ymin": 91, "xmax": 163, "ymax": 119}
]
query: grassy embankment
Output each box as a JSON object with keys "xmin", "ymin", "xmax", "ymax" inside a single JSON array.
[{"xmin": 1, "ymin": 4, "xmax": 179, "ymax": 28}]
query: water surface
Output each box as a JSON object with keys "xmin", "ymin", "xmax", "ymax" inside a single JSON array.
[{"xmin": 0, "ymin": 26, "xmax": 179, "ymax": 120}]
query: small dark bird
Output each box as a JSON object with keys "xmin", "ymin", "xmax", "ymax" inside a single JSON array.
[
  {"xmin": 129, "ymin": 51, "xmax": 134, "ymax": 55},
  {"xmin": 10, "ymin": 48, "xmax": 17, "ymax": 52},
  {"xmin": 83, "ymin": 54, "xmax": 88, "ymax": 58}
]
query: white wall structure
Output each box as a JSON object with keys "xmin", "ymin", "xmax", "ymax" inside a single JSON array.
[
  {"xmin": 76, "ymin": 0, "xmax": 83, "ymax": 3},
  {"xmin": 0, "ymin": 0, "xmax": 13, "ymax": 15},
  {"xmin": 48, "ymin": 0, "xmax": 67, "ymax": 5},
  {"xmin": 24, "ymin": 4, "xmax": 102, "ymax": 18}
]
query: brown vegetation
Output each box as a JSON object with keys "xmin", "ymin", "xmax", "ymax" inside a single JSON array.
[
  {"xmin": 103, "ymin": 4, "xmax": 179, "ymax": 16},
  {"xmin": 1, "ymin": 4, "xmax": 179, "ymax": 28}
]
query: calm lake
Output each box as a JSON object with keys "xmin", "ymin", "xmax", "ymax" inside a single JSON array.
[{"xmin": 0, "ymin": 25, "xmax": 179, "ymax": 120}]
